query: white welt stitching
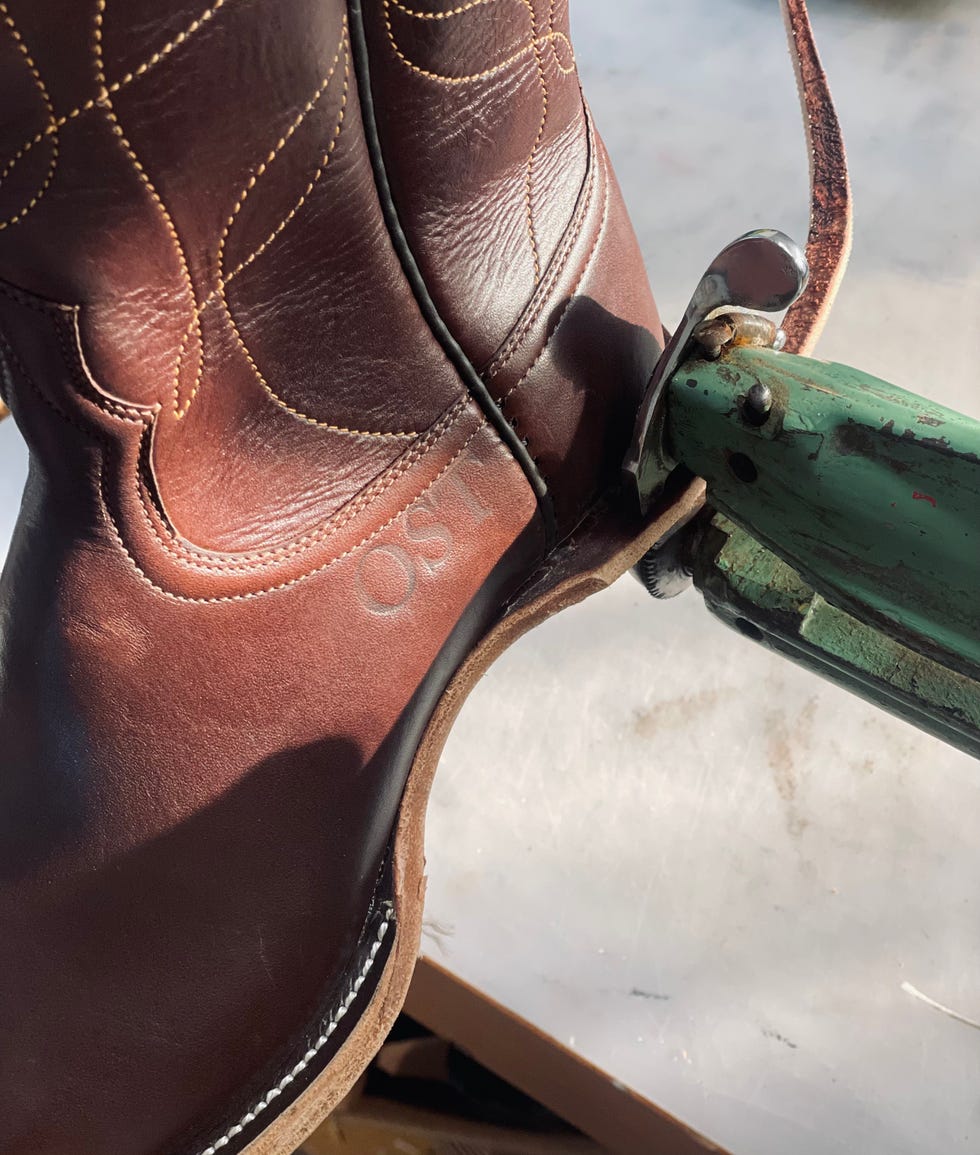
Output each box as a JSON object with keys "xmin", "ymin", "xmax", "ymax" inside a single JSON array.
[{"xmin": 198, "ymin": 907, "xmax": 393, "ymax": 1154}]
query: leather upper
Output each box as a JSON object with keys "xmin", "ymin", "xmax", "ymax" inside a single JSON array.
[
  {"xmin": 363, "ymin": 0, "xmax": 664, "ymax": 530},
  {"xmin": 0, "ymin": 2, "xmax": 663, "ymax": 1152}
]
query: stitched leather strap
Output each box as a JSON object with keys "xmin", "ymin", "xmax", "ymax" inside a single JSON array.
[{"xmin": 779, "ymin": 0, "xmax": 852, "ymax": 355}]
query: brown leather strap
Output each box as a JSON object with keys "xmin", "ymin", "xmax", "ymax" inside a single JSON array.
[{"xmin": 779, "ymin": 0, "xmax": 852, "ymax": 355}]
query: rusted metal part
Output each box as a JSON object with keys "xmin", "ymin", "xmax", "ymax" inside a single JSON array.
[
  {"xmin": 667, "ymin": 345, "xmax": 980, "ymax": 683},
  {"xmin": 692, "ymin": 312, "xmax": 778, "ymax": 361},
  {"xmin": 694, "ymin": 515, "xmax": 980, "ymax": 759},
  {"xmin": 779, "ymin": 0, "xmax": 852, "ymax": 355}
]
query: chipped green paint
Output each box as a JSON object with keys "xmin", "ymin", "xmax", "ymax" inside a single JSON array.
[
  {"xmin": 709, "ymin": 513, "xmax": 812, "ymax": 615},
  {"xmin": 668, "ymin": 346, "xmax": 980, "ymax": 678},
  {"xmin": 696, "ymin": 517, "xmax": 980, "ymax": 758}
]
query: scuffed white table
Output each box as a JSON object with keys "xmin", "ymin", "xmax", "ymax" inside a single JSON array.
[{"xmin": 2, "ymin": 3, "xmax": 980, "ymax": 1153}]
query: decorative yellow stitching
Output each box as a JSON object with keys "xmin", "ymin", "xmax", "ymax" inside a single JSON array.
[
  {"xmin": 485, "ymin": 111, "xmax": 596, "ymax": 379},
  {"xmin": 93, "ymin": 0, "xmax": 205, "ymax": 423},
  {"xmin": 387, "ymin": 28, "xmax": 573, "ymax": 86},
  {"xmin": 522, "ymin": 0, "xmax": 548, "ymax": 284},
  {"xmin": 91, "ymin": 7, "xmax": 401, "ymax": 437},
  {"xmin": 217, "ymin": 20, "xmax": 348, "ymax": 295},
  {"xmin": 151, "ymin": 20, "xmax": 412, "ymax": 436},
  {"xmin": 101, "ymin": 0, "xmax": 229, "ymax": 91},
  {"xmin": 168, "ymin": 29, "xmax": 348, "ymax": 411},
  {"xmin": 383, "ymin": 0, "xmax": 571, "ymax": 86},
  {"xmin": 101, "ymin": 422, "xmax": 486, "ymax": 604},
  {"xmin": 0, "ymin": 0, "xmax": 230, "ymax": 192},
  {"xmin": 0, "ymin": 2, "xmax": 59, "ymax": 230},
  {"xmin": 384, "ymin": 0, "xmax": 575, "ymax": 286},
  {"xmin": 7, "ymin": 283, "xmax": 452, "ymax": 584},
  {"xmin": 390, "ymin": 0, "xmax": 498, "ymax": 19},
  {"xmin": 499, "ymin": 146, "xmax": 609, "ymax": 403},
  {"xmin": 168, "ymin": 15, "xmax": 349, "ymax": 419},
  {"xmin": 216, "ymin": 35, "xmax": 414, "ymax": 437},
  {"xmin": 137, "ymin": 399, "xmax": 467, "ymax": 570},
  {"xmin": 170, "ymin": 311, "xmax": 203, "ymax": 417},
  {"xmin": 550, "ymin": 0, "xmax": 576, "ymax": 75}
]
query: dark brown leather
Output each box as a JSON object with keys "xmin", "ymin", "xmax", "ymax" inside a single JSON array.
[
  {"xmin": 363, "ymin": 0, "xmax": 664, "ymax": 532},
  {"xmin": 0, "ymin": 2, "xmax": 663, "ymax": 1152}
]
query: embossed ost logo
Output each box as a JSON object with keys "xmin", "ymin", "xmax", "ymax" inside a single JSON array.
[{"xmin": 354, "ymin": 467, "xmax": 489, "ymax": 616}]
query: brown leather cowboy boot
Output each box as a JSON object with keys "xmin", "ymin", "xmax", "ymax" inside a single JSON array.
[{"xmin": 0, "ymin": 1, "xmax": 700, "ymax": 1151}]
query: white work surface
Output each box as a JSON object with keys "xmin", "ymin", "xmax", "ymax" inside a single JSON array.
[{"xmin": 0, "ymin": 3, "xmax": 978, "ymax": 1154}]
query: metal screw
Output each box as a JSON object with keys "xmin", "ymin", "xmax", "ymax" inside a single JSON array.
[{"xmin": 741, "ymin": 381, "xmax": 773, "ymax": 426}]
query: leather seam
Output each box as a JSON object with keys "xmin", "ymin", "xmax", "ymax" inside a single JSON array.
[
  {"xmin": 91, "ymin": 9, "xmax": 408, "ymax": 438},
  {"xmin": 214, "ymin": 28, "xmax": 410, "ymax": 435},
  {"xmin": 522, "ymin": 0, "xmax": 548, "ymax": 284},
  {"xmin": 484, "ymin": 105, "xmax": 596, "ymax": 380},
  {"xmin": 136, "ymin": 398, "xmax": 468, "ymax": 570},
  {"xmin": 0, "ymin": 302, "xmax": 149, "ymax": 436},
  {"xmin": 99, "ymin": 420, "xmax": 487, "ymax": 603},
  {"xmin": 93, "ymin": 0, "xmax": 208, "ymax": 429},
  {"xmin": 57, "ymin": 312, "xmax": 150, "ymax": 424},
  {"xmin": 0, "ymin": 278, "xmax": 74, "ymax": 315},
  {"xmin": 348, "ymin": 0, "xmax": 555, "ymax": 544},
  {"xmin": 382, "ymin": 0, "xmax": 573, "ymax": 86},
  {"xmin": 0, "ymin": 283, "xmax": 469, "ymax": 577},
  {"xmin": 197, "ymin": 905, "xmax": 393, "ymax": 1155},
  {"xmin": 490, "ymin": 143, "xmax": 607, "ymax": 492},
  {"xmin": 0, "ymin": 326, "xmax": 99, "ymax": 435},
  {"xmin": 174, "ymin": 18, "xmax": 351, "ymax": 421},
  {"xmin": 499, "ymin": 141, "xmax": 609, "ymax": 407}
]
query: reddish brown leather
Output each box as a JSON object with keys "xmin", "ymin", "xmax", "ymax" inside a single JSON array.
[
  {"xmin": 0, "ymin": 2, "xmax": 663, "ymax": 1152},
  {"xmin": 362, "ymin": 0, "xmax": 665, "ymax": 532},
  {"xmin": 779, "ymin": 0, "xmax": 851, "ymax": 357}
]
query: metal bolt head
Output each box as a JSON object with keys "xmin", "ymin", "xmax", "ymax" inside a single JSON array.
[{"xmin": 742, "ymin": 381, "xmax": 773, "ymax": 426}]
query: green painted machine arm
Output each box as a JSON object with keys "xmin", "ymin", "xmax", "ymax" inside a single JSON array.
[{"xmin": 662, "ymin": 345, "xmax": 980, "ymax": 757}]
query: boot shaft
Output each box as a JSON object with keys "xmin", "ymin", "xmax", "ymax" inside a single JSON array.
[{"xmin": 0, "ymin": 0, "xmax": 662, "ymax": 540}]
